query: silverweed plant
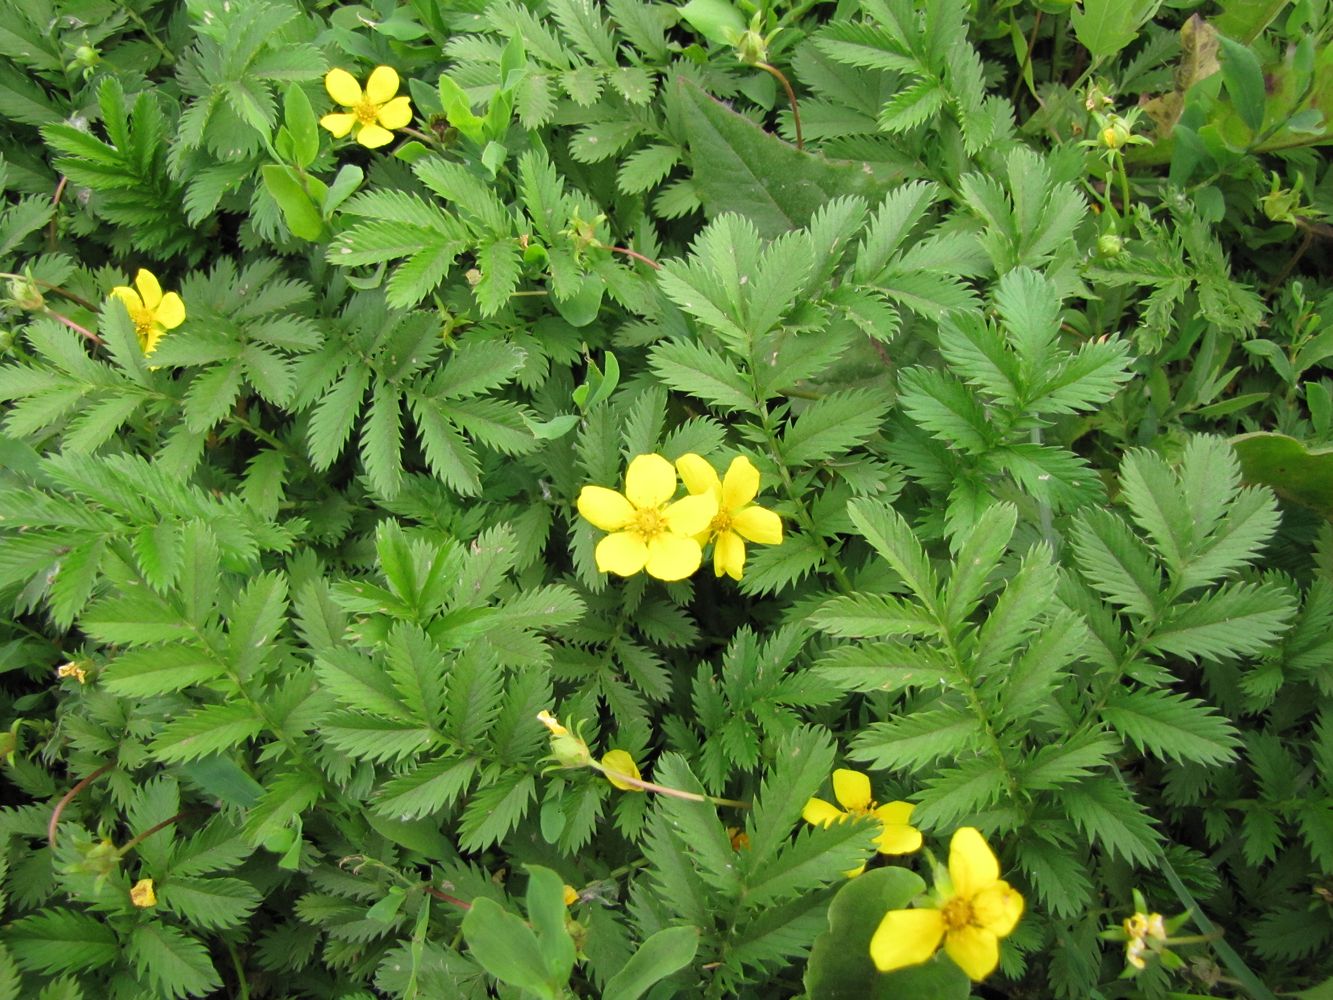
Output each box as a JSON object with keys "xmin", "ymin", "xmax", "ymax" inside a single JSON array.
[{"xmin": 1, "ymin": 0, "xmax": 1333, "ymax": 998}]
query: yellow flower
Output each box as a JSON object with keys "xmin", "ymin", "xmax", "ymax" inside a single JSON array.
[
  {"xmin": 56, "ymin": 662, "xmax": 88, "ymax": 684},
  {"xmin": 109, "ymin": 269, "xmax": 184, "ymax": 356},
  {"xmin": 563, "ymin": 884, "xmax": 580, "ymax": 907},
  {"xmin": 601, "ymin": 749, "xmax": 643, "ymax": 792},
  {"xmin": 129, "ymin": 877, "xmax": 157, "ymax": 908},
  {"xmin": 675, "ymin": 454, "xmax": 782, "ymax": 580},
  {"xmin": 577, "ymin": 454, "xmax": 717, "ymax": 581},
  {"xmin": 320, "ymin": 66, "xmax": 413, "ymax": 149},
  {"xmin": 802, "ymin": 768, "xmax": 921, "ymax": 876},
  {"xmin": 869, "ymin": 827, "xmax": 1024, "ymax": 981}
]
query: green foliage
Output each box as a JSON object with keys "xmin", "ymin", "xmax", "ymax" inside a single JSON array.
[{"xmin": 2, "ymin": 0, "xmax": 1333, "ymax": 998}]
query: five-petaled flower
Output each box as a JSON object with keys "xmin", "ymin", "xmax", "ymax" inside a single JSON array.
[
  {"xmin": 675, "ymin": 453, "xmax": 782, "ymax": 580},
  {"xmin": 129, "ymin": 877, "xmax": 157, "ymax": 908},
  {"xmin": 577, "ymin": 454, "xmax": 717, "ymax": 581},
  {"xmin": 870, "ymin": 827, "xmax": 1024, "ymax": 981},
  {"xmin": 803, "ymin": 768, "xmax": 921, "ymax": 877},
  {"xmin": 320, "ymin": 66, "xmax": 413, "ymax": 149},
  {"xmin": 109, "ymin": 268, "xmax": 184, "ymax": 356}
]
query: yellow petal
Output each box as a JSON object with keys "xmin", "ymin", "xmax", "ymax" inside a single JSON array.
[
  {"xmin": 870, "ymin": 908, "xmax": 946, "ymax": 973},
  {"xmin": 842, "ymin": 861, "xmax": 867, "ymax": 879},
  {"xmin": 625, "ymin": 453, "xmax": 676, "ymax": 509},
  {"xmin": 873, "ymin": 801, "xmax": 915, "ymax": 825},
  {"xmin": 601, "ymin": 749, "xmax": 642, "ymax": 791},
  {"xmin": 595, "ymin": 531, "xmax": 648, "ymax": 576},
  {"xmin": 713, "ymin": 530, "xmax": 745, "ymax": 580},
  {"xmin": 155, "ymin": 291, "xmax": 185, "ymax": 329},
  {"xmin": 325, "ymin": 67, "xmax": 362, "ymax": 107},
  {"xmin": 356, "ymin": 123, "xmax": 395, "ymax": 149},
  {"xmin": 944, "ymin": 925, "xmax": 1000, "ymax": 981},
  {"xmin": 578, "ymin": 486, "xmax": 635, "ymax": 530},
  {"xmin": 662, "ymin": 493, "xmax": 717, "ymax": 537},
  {"xmin": 971, "ymin": 881, "xmax": 1024, "ymax": 938},
  {"xmin": 109, "ymin": 286, "xmax": 142, "ymax": 312},
  {"xmin": 801, "ymin": 797, "xmax": 843, "ymax": 827},
  {"xmin": 675, "ymin": 453, "xmax": 721, "ymax": 497},
  {"xmin": 875, "ymin": 822, "xmax": 923, "ymax": 855},
  {"xmin": 644, "ymin": 533, "xmax": 701, "ymax": 581},
  {"xmin": 134, "ymin": 269, "xmax": 163, "ymax": 310},
  {"xmin": 376, "ymin": 95, "xmax": 413, "ymax": 130},
  {"xmin": 949, "ymin": 827, "xmax": 1000, "ymax": 900},
  {"xmin": 129, "ymin": 878, "xmax": 157, "ymax": 908},
  {"xmin": 722, "ymin": 455, "xmax": 760, "ymax": 509},
  {"xmin": 730, "ymin": 505, "xmax": 782, "ymax": 545},
  {"xmin": 365, "ymin": 65, "xmax": 400, "ymax": 105},
  {"xmin": 140, "ymin": 325, "xmax": 165, "ymax": 357},
  {"xmin": 832, "ymin": 768, "xmax": 872, "ymax": 811},
  {"xmin": 320, "ymin": 112, "xmax": 357, "ymax": 137}
]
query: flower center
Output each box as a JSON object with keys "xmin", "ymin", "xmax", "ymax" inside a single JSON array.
[
  {"xmin": 708, "ymin": 510, "xmax": 732, "ymax": 536},
  {"xmin": 941, "ymin": 896, "xmax": 974, "ymax": 932},
  {"xmin": 130, "ymin": 308, "xmax": 154, "ymax": 337},
  {"xmin": 633, "ymin": 507, "xmax": 666, "ymax": 541},
  {"xmin": 354, "ymin": 100, "xmax": 379, "ymax": 125}
]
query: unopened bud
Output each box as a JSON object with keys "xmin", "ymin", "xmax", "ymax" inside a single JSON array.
[
  {"xmin": 8, "ymin": 276, "xmax": 44, "ymax": 312},
  {"xmin": 1097, "ymin": 233, "xmax": 1124, "ymax": 257}
]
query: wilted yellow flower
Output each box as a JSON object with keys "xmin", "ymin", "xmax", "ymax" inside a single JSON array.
[
  {"xmin": 56, "ymin": 662, "xmax": 88, "ymax": 684},
  {"xmin": 563, "ymin": 884, "xmax": 579, "ymax": 907},
  {"xmin": 109, "ymin": 269, "xmax": 184, "ymax": 356},
  {"xmin": 129, "ymin": 877, "xmax": 157, "ymax": 908},
  {"xmin": 601, "ymin": 750, "xmax": 643, "ymax": 792},
  {"xmin": 320, "ymin": 66, "xmax": 413, "ymax": 148},
  {"xmin": 869, "ymin": 828, "xmax": 1024, "ymax": 981},
  {"xmin": 577, "ymin": 454, "xmax": 717, "ymax": 581},
  {"xmin": 675, "ymin": 454, "xmax": 782, "ymax": 580},
  {"xmin": 536, "ymin": 709, "xmax": 567, "ymax": 736},
  {"xmin": 803, "ymin": 768, "xmax": 921, "ymax": 877}
]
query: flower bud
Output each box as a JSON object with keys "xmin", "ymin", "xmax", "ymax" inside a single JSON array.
[
  {"xmin": 1097, "ymin": 233, "xmax": 1124, "ymax": 257},
  {"xmin": 8, "ymin": 275, "xmax": 44, "ymax": 312}
]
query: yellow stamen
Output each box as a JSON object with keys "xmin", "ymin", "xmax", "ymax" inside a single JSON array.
[
  {"xmin": 941, "ymin": 896, "xmax": 973, "ymax": 931},
  {"xmin": 633, "ymin": 508, "xmax": 666, "ymax": 540},
  {"xmin": 354, "ymin": 100, "xmax": 379, "ymax": 125}
]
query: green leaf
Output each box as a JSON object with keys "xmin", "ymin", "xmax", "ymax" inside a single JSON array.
[
  {"xmin": 1146, "ymin": 582, "xmax": 1296, "ymax": 663},
  {"xmin": 8, "ymin": 910, "xmax": 118, "ymax": 974},
  {"xmin": 648, "ymin": 338, "xmax": 756, "ymax": 410},
  {"xmin": 261, "ymin": 164, "xmax": 326, "ymax": 241},
  {"xmin": 604, "ymin": 926, "xmax": 700, "ymax": 1000},
  {"xmin": 676, "ymin": 77, "xmax": 907, "ymax": 238},
  {"xmin": 779, "ymin": 390, "xmax": 888, "ymax": 465},
  {"xmin": 1071, "ymin": 0, "xmax": 1163, "ymax": 62},
  {"xmin": 1231, "ymin": 432, "xmax": 1333, "ymax": 518},
  {"xmin": 850, "ymin": 707, "xmax": 984, "ymax": 771},
  {"xmin": 151, "ymin": 704, "xmax": 265, "ymax": 763},
  {"xmin": 461, "ymin": 899, "xmax": 556, "ymax": 1000},
  {"xmin": 1217, "ymin": 35, "xmax": 1266, "ymax": 132},
  {"xmin": 127, "ymin": 923, "xmax": 222, "ymax": 1000},
  {"xmin": 846, "ymin": 498, "xmax": 940, "ymax": 612},
  {"xmin": 283, "ymin": 84, "xmax": 319, "ymax": 167},
  {"xmin": 1102, "ymin": 688, "xmax": 1241, "ymax": 765},
  {"xmin": 102, "ymin": 645, "xmax": 225, "ymax": 696}
]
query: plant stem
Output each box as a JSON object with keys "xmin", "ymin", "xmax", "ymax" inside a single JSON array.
[
  {"xmin": 116, "ymin": 810, "xmax": 190, "ymax": 857},
  {"xmin": 121, "ymin": 4, "xmax": 175, "ymax": 66},
  {"xmin": 756, "ymin": 62, "xmax": 804, "ymax": 149},
  {"xmin": 1010, "ymin": 11, "xmax": 1044, "ymax": 104},
  {"xmin": 592, "ymin": 761, "xmax": 750, "ymax": 808},
  {"xmin": 604, "ymin": 244, "xmax": 661, "ymax": 270},
  {"xmin": 425, "ymin": 885, "xmax": 472, "ymax": 910},
  {"xmin": 48, "ymin": 176, "xmax": 67, "ymax": 251},
  {"xmin": 226, "ymin": 941, "xmax": 251, "ymax": 1000},
  {"xmin": 48, "ymin": 762, "xmax": 113, "ymax": 848},
  {"xmin": 46, "ymin": 309, "xmax": 103, "ymax": 345}
]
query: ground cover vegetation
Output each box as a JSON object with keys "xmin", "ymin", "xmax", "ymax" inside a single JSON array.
[{"xmin": 0, "ymin": 0, "xmax": 1332, "ymax": 996}]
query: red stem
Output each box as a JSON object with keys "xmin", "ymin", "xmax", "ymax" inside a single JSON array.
[
  {"xmin": 425, "ymin": 885, "xmax": 472, "ymax": 910},
  {"xmin": 47, "ymin": 309, "xmax": 103, "ymax": 345},
  {"xmin": 606, "ymin": 245, "xmax": 661, "ymax": 270},
  {"xmin": 48, "ymin": 763, "xmax": 113, "ymax": 849}
]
